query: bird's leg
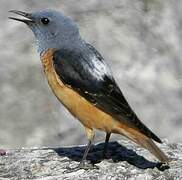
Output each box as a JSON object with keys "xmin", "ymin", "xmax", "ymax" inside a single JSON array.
[
  {"xmin": 78, "ymin": 127, "xmax": 97, "ymax": 170},
  {"xmin": 65, "ymin": 128, "xmax": 97, "ymax": 172},
  {"xmin": 102, "ymin": 132, "xmax": 111, "ymax": 159}
]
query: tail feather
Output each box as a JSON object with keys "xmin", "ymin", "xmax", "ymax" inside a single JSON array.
[
  {"xmin": 135, "ymin": 135, "xmax": 169, "ymax": 163},
  {"xmin": 119, "ymin": 127, "xmax": 169, "ymax": 163}
]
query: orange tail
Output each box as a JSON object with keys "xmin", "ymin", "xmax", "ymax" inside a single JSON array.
[
  {"xmin": 134, "ymin": 135, "xmax": 169, "ymax": 163},
  {"xmin": 118, "ymin": 127, "xmax": 169, "ymax": 163}
]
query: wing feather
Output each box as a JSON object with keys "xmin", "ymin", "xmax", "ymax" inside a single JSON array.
[{"xmin": 53, "ymin": 44, "xmax": 162, "ymax": 143}]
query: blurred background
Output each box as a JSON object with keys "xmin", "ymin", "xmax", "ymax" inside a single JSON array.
[{"xmin": 0, "ymin": 0, "xmax": 182, "ymax": 148}]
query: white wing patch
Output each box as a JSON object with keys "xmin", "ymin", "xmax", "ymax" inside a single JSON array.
[{"xmin": 89, "ymin": 55, "xmax": 113, "ymax": 81}]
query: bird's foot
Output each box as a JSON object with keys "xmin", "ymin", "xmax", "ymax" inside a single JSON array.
[
  {"xmin": 79, "ymin": 160, "xmax": 99, "ymax": 170},
  {"xmin": 0, "ymin": 149, "xmax": 6, "ymax": 156},
  {"xmin": 65, "ymin": 160, "xmax": 98, "ymax": 173}
]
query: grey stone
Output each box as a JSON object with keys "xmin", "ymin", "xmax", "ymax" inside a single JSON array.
[
  {"xmin": 0, "ymin": 139, "xmax": 181, "ymax": 180},
  {"xmin": 1, "ymin": 0, "xmax": 182, "ymax": 148}
]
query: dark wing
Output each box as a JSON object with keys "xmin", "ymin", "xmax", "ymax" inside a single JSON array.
[{"xmin": 53, "ymin": 44, "xmax": 162, "ymax": 143}]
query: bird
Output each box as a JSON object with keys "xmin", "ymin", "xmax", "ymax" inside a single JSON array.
[{"xmin": 9, "ymin": 9, "xmax": 169, "ymax": 169}]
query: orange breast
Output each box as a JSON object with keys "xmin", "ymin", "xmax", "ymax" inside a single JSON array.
[
  {"xmin": 41, "ymin": 49, "xmax": 125, "ymax": 133},
  {"xmin": 41, "ymin": 49, "xmax": 169, "ymax": 164}
]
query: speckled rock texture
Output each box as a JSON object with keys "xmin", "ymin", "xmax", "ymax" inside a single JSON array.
[{"xmin": 0, "ymin": 139, "xmax": 181, "ymax": 180}]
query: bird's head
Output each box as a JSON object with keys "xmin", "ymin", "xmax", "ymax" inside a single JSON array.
[{"xmin": 9, "ymin": 9, "xmax": 82, "ymax": 55}]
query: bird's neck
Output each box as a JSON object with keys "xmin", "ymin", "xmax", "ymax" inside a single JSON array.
[{"xmin": 36, "ymin": 34, "xmax": 84, "ymax": 57}]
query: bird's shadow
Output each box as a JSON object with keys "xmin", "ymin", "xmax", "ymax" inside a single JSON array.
[{"xmin": 52, "ymin": 141, "xmax": 169, "ymax": 171}]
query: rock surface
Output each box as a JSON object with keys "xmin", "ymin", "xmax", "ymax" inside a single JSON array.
[{"xmin": 0, "ymin": 139, "xmax": 181, "ymax": 180}]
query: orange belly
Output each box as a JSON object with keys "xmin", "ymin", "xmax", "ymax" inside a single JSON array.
[
  {"xmin": 41, "ymin": 49, "xmax": 169, "ymax": 163},
  {"xmin": 41, "ymin": 49, "xmax": 131, "ymax": 134}
]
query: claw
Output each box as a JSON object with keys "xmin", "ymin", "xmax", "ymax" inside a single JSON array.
[
  {"xmin": 64, "ymin": 160, "xmax": 99, "ymax": 173},
  {"xmin": 79, "ymin": 160, "xmax": 99, "ymax": 170}
]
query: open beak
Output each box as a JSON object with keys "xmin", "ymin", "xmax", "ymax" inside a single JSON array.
[{"xmin": 8, "ymin": 10, "xmax": 35, "ymax": 24}]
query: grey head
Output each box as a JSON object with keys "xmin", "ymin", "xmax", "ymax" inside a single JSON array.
[{"xmin": 9, "ymin": 9, "xmax": 83, "ymax": 55}]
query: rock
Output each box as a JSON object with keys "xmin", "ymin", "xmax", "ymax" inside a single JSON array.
[
  {"xmin": 0, "ymin": 139, "xmax": 181, "ymax": 180},
  {"xmin": 0, "ymin": 149, "xmax": 6, "ymax": 156}
]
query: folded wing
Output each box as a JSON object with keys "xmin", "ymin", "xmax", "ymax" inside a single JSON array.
[{"xmin": 53, "ymin": 44, "xmax": 162, "ymax": 143}]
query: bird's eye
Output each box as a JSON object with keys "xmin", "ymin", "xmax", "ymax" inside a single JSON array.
[{"xmin": 41, "ymin": 18, "xmax": 50, "ymax": 25}]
